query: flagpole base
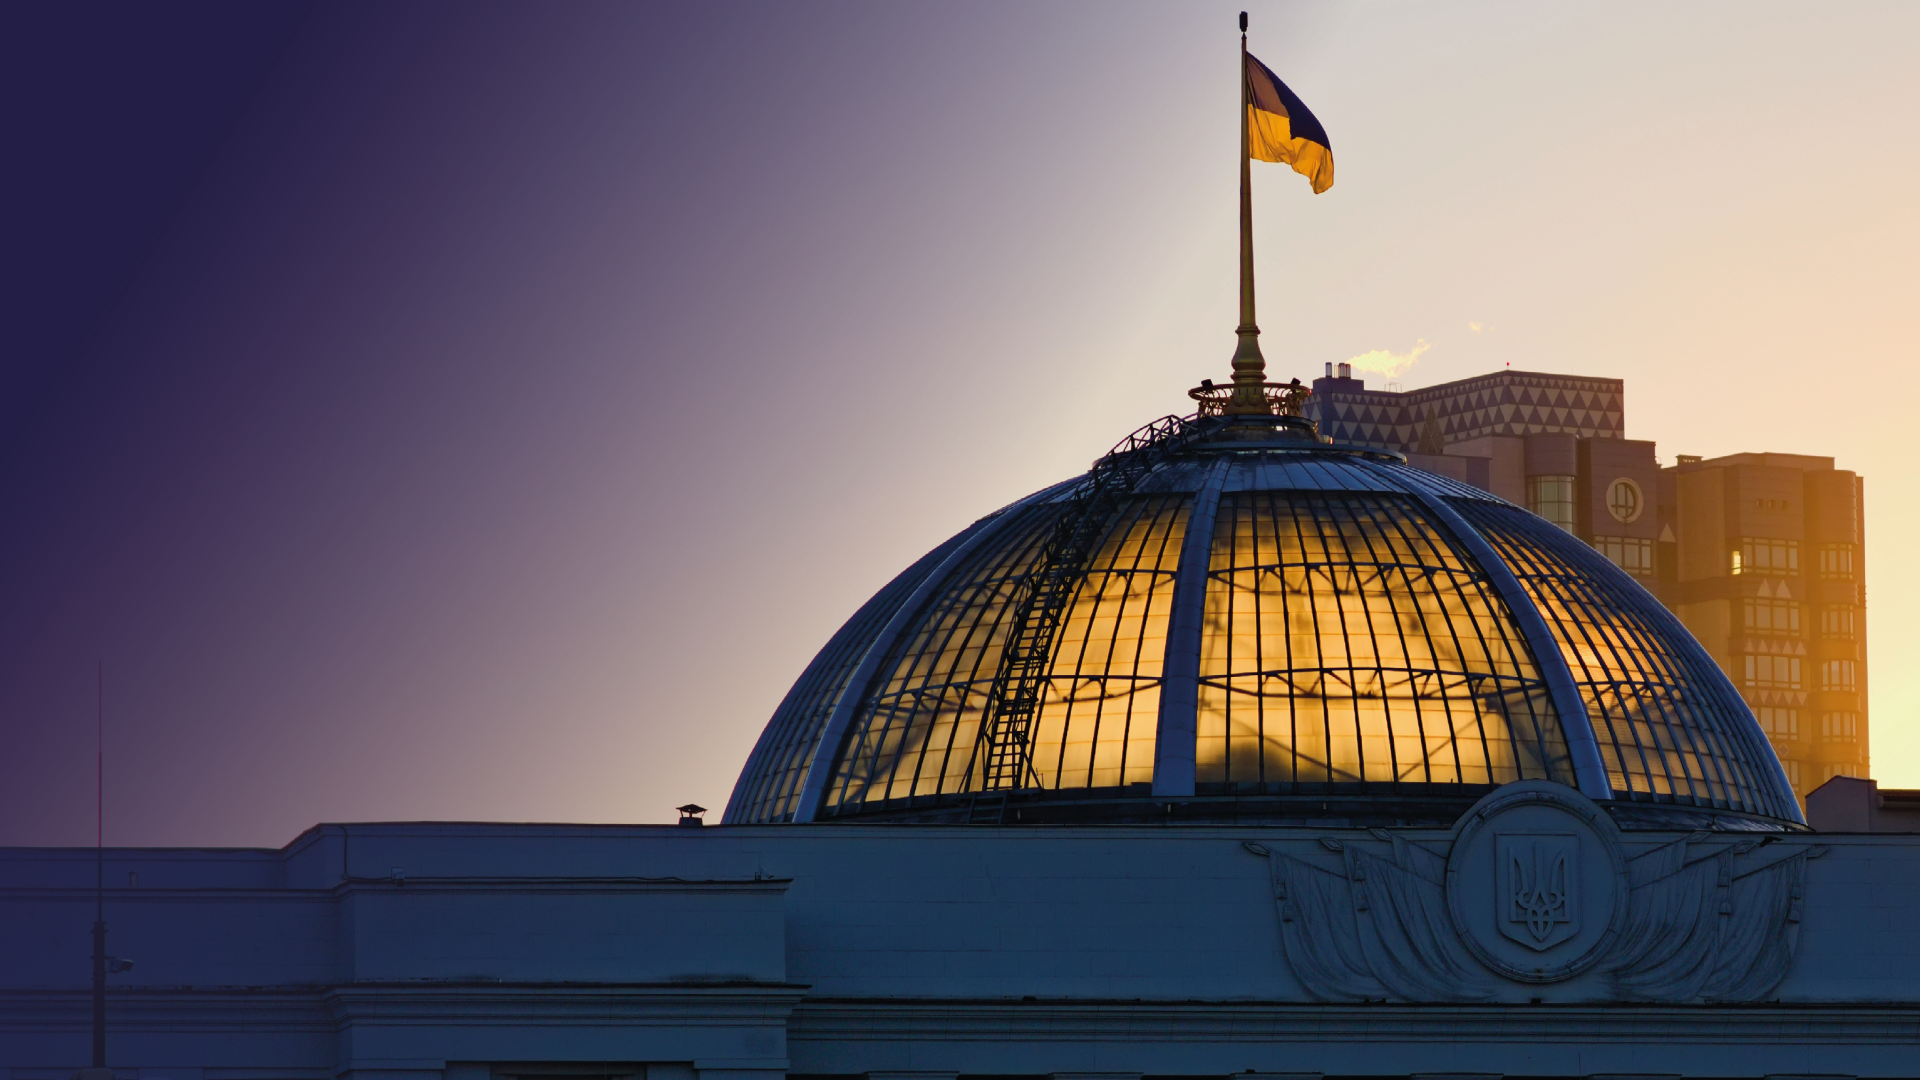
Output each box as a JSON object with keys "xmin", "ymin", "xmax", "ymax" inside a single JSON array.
[{"xmin": 1189, "ymin": 379, "xmax": 1313, "ymax": 420}]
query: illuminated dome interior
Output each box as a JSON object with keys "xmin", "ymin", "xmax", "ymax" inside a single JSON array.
[{"xmin": 725, "ymin": 410, "xmax": 1800, "ymax": 829}]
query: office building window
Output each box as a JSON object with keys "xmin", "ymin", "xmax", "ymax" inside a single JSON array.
[
  {"xmin": 1820, "ymin": 606, "xmax": 1856, "ymax": 639},
  {"xmin": 1755, "ymin": 707, "xmax": 1799, "ymax": 737},
  {"xmin": 1528, "ymin": 475, "xmax": 1575, "ymax": 532},
  {"xmin": 1819, "ymin": 543, "xmax": 1855, "ymax": 578},
  {"xmin": 1783, "ymin": 759, "xmax": 1801, "ymax": 787},
  {"xmin": 1820, "ymin": 711, "xmax": 1858, "ymax": 740},
  {"xmin": 1820, "ymin": 659, "xmax": 1856, "ymax": 690},
  {"xmin": 1732, "ymin": 537, "xmax": 1798, "ymax": 576},
  {"xmin": 1590, "ymin": 535, "xmax": 1652, "ymax": 574},
  {"xmin": 1743, "ymin": 598, "xmax": 1800, "ymax": 635},
  {"xmin": 1744, "ymin": 654, "xmax": 1801, "ymax": 689},
  {"xmin": 1605, "ymin": 478, "xmax": 1643, "ymax": 523},
  {"xmin": 1823, "ymin": 763, "xmax": 1860, "ymax": 781}
]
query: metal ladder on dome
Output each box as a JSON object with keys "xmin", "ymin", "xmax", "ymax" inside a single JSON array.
[{"xmin": 969, "ymin": 414, "xmax": 1213, "ymax": 818}]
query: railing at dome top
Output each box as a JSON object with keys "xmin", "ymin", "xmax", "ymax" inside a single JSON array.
[
  {"xmin": 1186, "ymin": 378, "xmax": 1311, "ymax": 418},
  {"xmin": 968, "ymin": 413, "xmax": 1216, "ymax": 820}
]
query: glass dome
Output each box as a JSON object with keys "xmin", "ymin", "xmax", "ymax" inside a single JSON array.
[{"xmin": 724, "ymin": 412, "xmax": 1801, "ymax": 828}]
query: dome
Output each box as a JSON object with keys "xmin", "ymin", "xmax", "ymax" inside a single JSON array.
[{"xmin": 724, "ymin": 410, "xmax": 1801, "ymax": 829}]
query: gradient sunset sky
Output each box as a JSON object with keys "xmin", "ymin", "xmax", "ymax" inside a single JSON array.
[{"xmin": 4, "ymin": 2, "xmax": 1916, "ymax": 847}]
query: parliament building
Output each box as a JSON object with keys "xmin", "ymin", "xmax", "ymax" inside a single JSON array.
[{"xmin": 4, "ymin": 374, "xmax": 1915, "ymax": 1080}]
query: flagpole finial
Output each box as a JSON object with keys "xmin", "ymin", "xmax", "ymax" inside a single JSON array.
[{"xmin": 1239, "ymin": 11, "xmax": 1248, "ymax": 32}]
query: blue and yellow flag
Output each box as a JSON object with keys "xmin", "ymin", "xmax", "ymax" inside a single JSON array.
[{"xmin": 1246, "ymin": 53, "xmax": 1333, "ymax": 194}]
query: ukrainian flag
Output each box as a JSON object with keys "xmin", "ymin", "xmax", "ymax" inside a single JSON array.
[{"xmin": 1246, "ymin": 53, "xmax": 1333, "ymax": 194}]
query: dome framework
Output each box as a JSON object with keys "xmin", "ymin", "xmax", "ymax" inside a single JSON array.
[{"xmin": 726, "ymin": 412, "xmax": 1800, "ymax": 828}]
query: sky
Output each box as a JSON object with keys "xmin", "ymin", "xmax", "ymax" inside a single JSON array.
[{"xmin": 3, "ymin": 2, "xmax": 1916, "ymax": 848}]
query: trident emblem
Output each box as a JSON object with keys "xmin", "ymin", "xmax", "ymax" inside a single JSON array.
[{"xmin": 1496, "ymin": 834, "xmax": 1578, "ymax": 950}]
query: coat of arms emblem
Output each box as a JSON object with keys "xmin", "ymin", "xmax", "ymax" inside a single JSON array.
[
  {"xmin": 1496, "ymin": 833, "xmax": 1578, "ymax": 950},
  {"xmin": 1245, "ymin": 780, "xmax": 1827, "ymax": 1000}
]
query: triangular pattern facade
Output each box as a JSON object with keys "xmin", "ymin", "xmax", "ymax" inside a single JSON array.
[{"xmin": 1306, "ymin": 369, "xmax": 1626, "ymax": 455}]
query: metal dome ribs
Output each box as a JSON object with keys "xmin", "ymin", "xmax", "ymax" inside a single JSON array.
[
  {"xmin": 968, "ymin": 415, "xmax": 1211, "ymax": 822},
  {"xmin": 724, "ymin": 411, "xmax": 1804, "ymax": 830}
]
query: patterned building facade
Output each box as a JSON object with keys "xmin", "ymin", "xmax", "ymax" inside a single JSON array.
[
  {"xmin": 1309, "ymin": 366, "xmax": 1868, "ymax": 803},
  {"xmin": 1308, "ymin": 365, "xmax": 1625, "ymax": 452}
]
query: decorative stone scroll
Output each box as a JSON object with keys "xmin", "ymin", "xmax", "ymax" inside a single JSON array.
[{"xmin": 1243, "ymin": 780, "xmax": 1827, "ymax": 1003}]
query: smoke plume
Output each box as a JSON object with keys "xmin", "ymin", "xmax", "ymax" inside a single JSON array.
[{"xmin": 1345, "ymin": 339, "xmax": 1431, "ymax": 380}]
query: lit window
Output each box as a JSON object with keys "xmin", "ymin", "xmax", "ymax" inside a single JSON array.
[
  {"xmin": 1590, "ymin": 535, "xmax": 1652, "ymax": 574},
  {"xmin": 1819, "ymin": 544, "xmax": 1855, "ymax": 578},
  {"xmin": 1820, "ymin": 711, "xmax": 1858, "ymax": 740},
  {"xmin": 1732, "ymin": 537, "xmax": 1798, "ymax": 575},
  {"xmin": 1742, "ymin": 598, "xmax": 1800, "ymax": 635},
  {"xmin": 1755, "ymin": 707, "xmax": 1799, "ymax": 737},
  {"xmin": 1820, "ymin": 659, "xmax": 1856, "ymax": 690},
  {"xmin": 1820, "ymin": 606, "xmax": 1856, "ymax": 638},
  {"xmin": 1605, "ymin": 478, "xmax": 1643, "ymax": 523},
  {"xmin": 1744, "ymin": 654, "xmax": 1802, "ymax": 689},
  {"xmin": 1528, "ymin": 475, "xmax": 1575, "ymax": 532}
]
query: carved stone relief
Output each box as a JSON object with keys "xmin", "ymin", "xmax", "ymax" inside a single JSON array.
[{"xmin": 1243, "ymin": 780, "xmax": 1826, "ymax": 1003}]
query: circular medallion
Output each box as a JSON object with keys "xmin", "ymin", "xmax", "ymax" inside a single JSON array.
[
  {"xmin": 1444, "ymin": 780, "xmax": 1627, "ymax": 983},
  {"xmin": 1606, "ymin": 477, "xmax": 1643, "ymax": 523}
]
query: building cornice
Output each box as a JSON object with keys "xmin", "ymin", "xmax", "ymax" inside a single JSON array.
[{"xmin": 789, "ymin": 996, "xmax": 1920, "ymax": 1043}]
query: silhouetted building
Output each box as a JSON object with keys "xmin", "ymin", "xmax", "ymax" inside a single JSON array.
[
  {"xmin": 1806, "ymin": 775, "xmax": 1920, "ymax": 832},
  {"xmin": 1308, "ymin": 365, "xmax": 1868, "ymax": 803}
]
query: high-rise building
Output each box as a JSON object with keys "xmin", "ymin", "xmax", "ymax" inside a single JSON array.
[
  {"xmin": 1660, "ymin": 452, "xmax": 1868, "ymax": 796},
  {"xmin": 1308, "ymin": 365, "xmax": 1868, "ymax": 803}
]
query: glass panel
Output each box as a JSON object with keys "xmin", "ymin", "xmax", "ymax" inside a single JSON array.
[
  {"xmin": 1457, "ymin": 501, "xmax": 1793, "ymax": 819},
  {"xmin": 1606, "ymin": 479, "xmax": 1641, "ymax": 522},
  {"xmin": 1193, "ymin": 493, "xmax": 1570, "ymax": 789},
  {"xmin": 1819, "ymin": 543, "xmax": 1855, "ymax": 578},
  {"xmin": 1742, "ymin": 598, "xmax": 1800, "ymax": 635},
  {"xmin": 827, "ymin": 505, "xmax": 1056, "ymax": 811},
  {"xmin": 1735, "ymin": 537, "xmax": 1799, "ymax": 575},
  {"xmin": 1591, "ymin": 535, "xmax": 1653, "ymax": 574},
  {"xmin": 1528, "ymin": 475, "xmax": 1576, "ymax": 532},
  {"xmin": 1030, "ymin": 496, "xmax": 1188, "ymax": 790},
  {"xmin": 723, "ymin": 524, "xmax": 977, "ymax": 823},
  {"xmin": 825, "ymin": 494, "xmax": 1190, "ymax": 811}
]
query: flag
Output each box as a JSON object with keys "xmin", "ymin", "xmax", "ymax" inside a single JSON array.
[{"xmin": 1246, "ymin": 53, "xmax": 1333, "ymax": 194}]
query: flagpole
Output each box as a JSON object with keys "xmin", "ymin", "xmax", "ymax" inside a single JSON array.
[{"xmin": 1228, "ymin": 11, "xmax": 1268, "ymax": 414}]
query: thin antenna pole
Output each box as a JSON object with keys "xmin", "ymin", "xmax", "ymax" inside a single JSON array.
[
  {"xmin": 1228, "ymin": 11, "xmax": 1268, "ymax": 414},
  {"xmin": 92, "ymin": 660, "xmax": 107, "ymax": 1068},
  {"xmin": 97, "ymin": 660, "xmax": 103, "ymax": 907}
]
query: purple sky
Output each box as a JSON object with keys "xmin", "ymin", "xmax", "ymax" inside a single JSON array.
[{"xmin": 5, "ymin": 2, "xmax": 1917, "ymax": 848}]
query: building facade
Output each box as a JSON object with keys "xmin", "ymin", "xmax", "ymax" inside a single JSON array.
[
  {"xmin": 5, "ymin": 803, "xmax": 1919, "ymax": 1080},
  {"xmin": 1661, "ymin": 452, "xmax": 1869, "ymax": 796},
  {"xmin": 1308, "ymin": 366, "xmax": 1869, "ymax": 803}
]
